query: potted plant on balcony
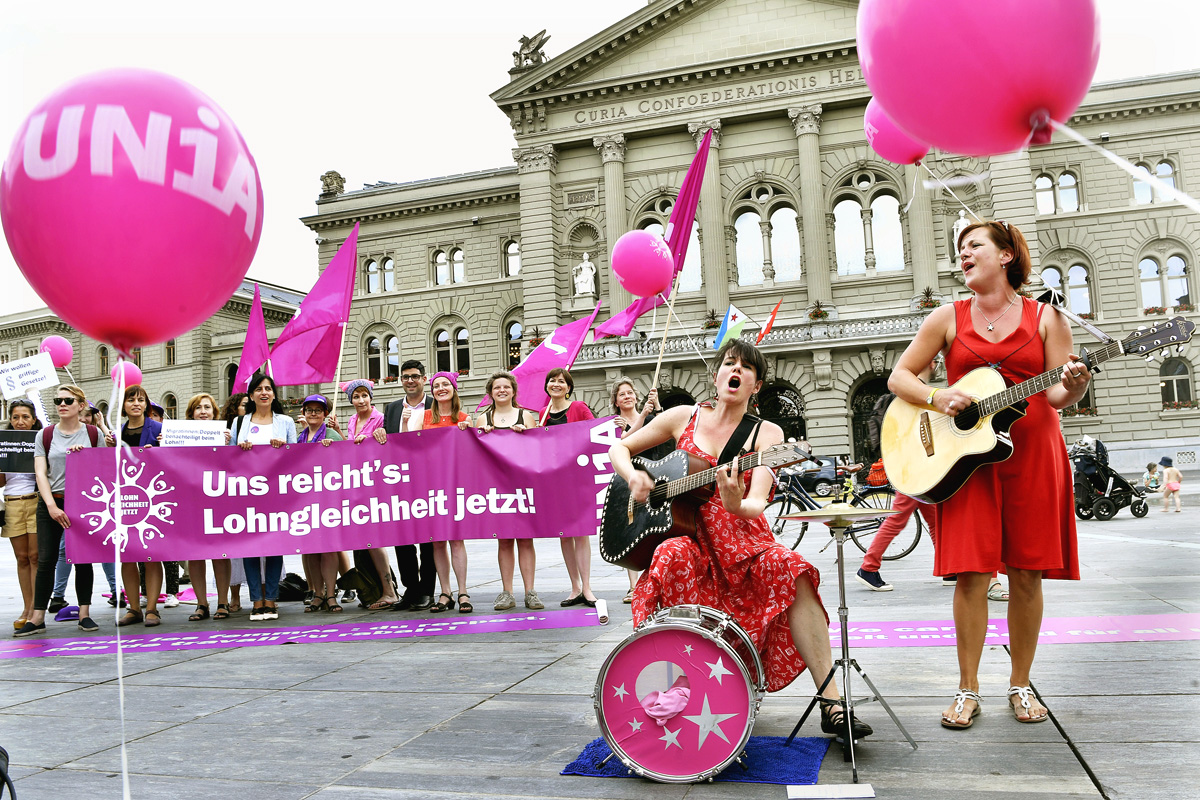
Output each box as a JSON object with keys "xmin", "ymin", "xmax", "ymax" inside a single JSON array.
[
  {"xmin": 1176, "ymin": 302, "xmax": 1196, "ymax": 313},
  {"xmin": 1144, "ymin": 306, "xmax": 1167, "ymax": 315},
  {"xmin": 527, "ymin": 326, "xmax": 544, "ymax": 350},
  {"xmin": 1163, "ymin": 399, "xmax": 1198, "ymax": 410},
  {"xmin": 702, "ymin": 309, "xmax": 722, "ymax": 330},
  {"xmin": 808, "ymin": 300, "xmax": 830, "ymax": 321},
  {"xmin": 917, "ymin": 287, "xmax": 941, "ymax": 310}
]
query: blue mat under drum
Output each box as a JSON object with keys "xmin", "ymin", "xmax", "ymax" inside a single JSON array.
[{"xmin": 562, "ymin": 735, "xmax": 831, "ymax": 785}]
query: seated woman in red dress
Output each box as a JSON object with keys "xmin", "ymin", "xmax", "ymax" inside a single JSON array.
[
  {"xmin": 609, "ymin": 339, "xmax": 872, "ymax": 740},
  {"xmin": 889, "ymin": 220, "xmax": 1088, "ymax": 729}
]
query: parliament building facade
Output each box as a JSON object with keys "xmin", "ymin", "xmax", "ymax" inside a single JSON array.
[{"xmin": 302, "ymin": 0, "xmax": 1198, "ymax": 473}]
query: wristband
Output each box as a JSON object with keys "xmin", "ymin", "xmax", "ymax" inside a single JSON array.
[{"xmin": 926, "ymin": 387, "xmax": 940, "ymax": 406}]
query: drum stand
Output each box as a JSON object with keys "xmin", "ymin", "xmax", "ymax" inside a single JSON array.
[{"xmin": 780, "ymin": 507, "xmax": 918, "ymax": 784}]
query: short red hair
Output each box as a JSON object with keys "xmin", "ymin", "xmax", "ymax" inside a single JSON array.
[{"xmin": 957, "ymin": 220, "xmax": 1032, "ymax": 290}]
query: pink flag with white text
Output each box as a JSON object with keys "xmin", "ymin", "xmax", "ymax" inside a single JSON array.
[
  {"xmin": 594, "ymin": 128, "xmax": 711, "ymax": 337},
  {"xmin": 270, "ymin": 224, "xmax": 358, "ymax": 385},
  {"xmin": 232, "ymin": 284, "xmax": 270, "ymax": 393},
  {"xmin": 489, "ymin": 302, "xmax": 603, "ymax": 412}
]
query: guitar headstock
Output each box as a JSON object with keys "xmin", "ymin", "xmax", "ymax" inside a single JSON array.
[
  {"xmin": 1122, "ymin": 317, "xmax": 1196, "ymax": 358},
  {"xmin": 758, "ymin": 443, "xmax": 811, "ymax": 470}
]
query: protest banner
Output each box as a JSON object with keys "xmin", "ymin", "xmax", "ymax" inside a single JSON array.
[
  {"xmin": 160, "ymin": 420, "xmax": 227, "ymax": 448},
  {"xmin": 0, "ymin": 430, "xmax": 36, "ymax": 473},
  {"xmin": 65, "ymin": 417, "xmax": 619, "ymax": 563}
]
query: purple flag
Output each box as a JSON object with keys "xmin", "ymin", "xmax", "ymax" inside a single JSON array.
[
  {"xmin": 486, "ymin": 302, "xmax": 603, "ymax": 412},
  {"xmin": 64, "ymin": 418, "xmax": 620, "ymax": 563},
  {"xmin": 231, "ymin": 284, "xmax": 269, "ymax": 394},
  {"xmin": 594, "ymin": 128, "xmax": 711, "ymax": 338},
  {"xmin": 270, "ymin": 224, "xmax": 358, "ymax": 385}
]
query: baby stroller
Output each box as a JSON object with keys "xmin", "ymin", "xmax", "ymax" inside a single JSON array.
[{"xmin": 1070, "ymin": 437, "xmax": 1149, "ymax": 520}]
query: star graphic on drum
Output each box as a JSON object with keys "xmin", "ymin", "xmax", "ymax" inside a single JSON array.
[
  {"xmin": 682, "ymin": 694, "xmax": 738, "ymax": 748},
  {"xmin": 706, "ymin": 656, "xmax": 734, "ymax": 685},
  {"xmin": 629, "ymin": 719, "xmax": 643, "ymax": 733},
  {"xmin": 659, "ymin": 726, "xmax": 682, "ymax": 749},
  {"xmin": 613, "ymin": 683, "xmax": 629, "ymax": 699},
  {"xmin": 683, "ymin": 644, "xmax": 694, "ymax": 655}
]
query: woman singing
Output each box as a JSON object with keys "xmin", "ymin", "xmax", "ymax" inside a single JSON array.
[
  {"xmin": 889, "ymin": 220, "xmax": 1087, "ymax": 729},
  {"xmin": 610, "ymin": 340, "xmax": 872, "ymax": 740}
]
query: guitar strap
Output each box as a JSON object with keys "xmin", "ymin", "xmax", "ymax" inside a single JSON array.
[{"xmin": 717, "ymin": 413, "xmax": 762, "ymax": 466}]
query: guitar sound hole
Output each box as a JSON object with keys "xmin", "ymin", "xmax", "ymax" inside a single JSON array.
[{"xmin": 953, "ymin": 407, "xmax": 980, "ymax": 431}]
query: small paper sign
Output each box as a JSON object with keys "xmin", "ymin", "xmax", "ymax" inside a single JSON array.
[
  {"xmin": 0, "ymin": 353, "xmax": 57, "ymax": 400},
  {"xmin": 160, "ymin": 420, "xmax": 226, "ymax": 448},
  {"xmin": 0, "ymin": 430, "xmax": 37, "ymax": 473}
]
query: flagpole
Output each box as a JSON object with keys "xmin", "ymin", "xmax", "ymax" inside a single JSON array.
[
  {"xmin": 329, "ymin": 320, "xmax": 348, "ymax": 428},
  {"xmin": 650, "ymin": 271, "xmax": 684, "ymax": 392}
]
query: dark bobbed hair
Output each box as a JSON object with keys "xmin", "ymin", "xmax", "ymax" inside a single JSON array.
[
  {"xmin": 956, "ymin": 220, "xmax": 1032, "ymax": 291},
  {"xmin": 121, "ymin": 384, "xmax": 150, "ymax": 417},
  {"xmin": 544, "ymin": 367, "xmax": 574, "ymax": 396},
  {"xmin": 222, "ymin": 393, "xmax": 248, "ymax": 428},
  {"xmin": 714, "ymin": 338, "xmax": 768, "ymax": 383},
  {"xmin": 7, "ymin": 399, "xmax": 43, "ymax": 430},
  {"xmin": 246, "ymin": 373, "xmax": 284, "ymax": 415}
]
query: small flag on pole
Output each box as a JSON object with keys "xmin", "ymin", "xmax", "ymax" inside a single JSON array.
[
  {"xmin": 756, "ymin": 299, "xmax": 783, "ymax": 344},
  {"xmin": 713, "ymin": 304, "xmax": 747, "ymax": 349}
]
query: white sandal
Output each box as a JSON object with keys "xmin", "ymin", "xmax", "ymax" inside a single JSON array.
[
  {"xmin": 940, "ymin": 689, "xmax": 982, "ymax": 729},
  {"xmin": 1007, "ymin": 685, "xmax": 1049, "ymax": 723}
]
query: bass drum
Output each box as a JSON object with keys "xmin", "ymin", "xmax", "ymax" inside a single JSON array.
[{"xmin": 593, "ymin": 605, "xmax": 766, "ymax": 783}]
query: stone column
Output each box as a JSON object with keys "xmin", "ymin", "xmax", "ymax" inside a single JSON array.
[
  {"xmin": 688, "ymin": 120, "xmax": 728, "ymax": 313},
  {"xmin": 513, "ymin": 144, "xmax": 559, "ymax": 332},
  {"xmin": 860, "ymin": 207, "xmax": 876, "ymax": 274},
  {"xmin": 904, "ymin": 162, "xmax": 939, "ymax": 298},
  {"xmin": 759, "ymin": 219, "xmax": 775, "ymax": 282},
  {"xmin": 593, "ymin": 134, "xmax": 632, "ymax": 316},
  {"xmin": 789, "ymin": 105, "xmax": 830, "ymax": 305}
]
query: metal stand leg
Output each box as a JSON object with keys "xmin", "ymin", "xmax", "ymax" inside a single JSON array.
[{"xmin": 784, "ymin": 522, "xmax": 917, "ymax": 783}]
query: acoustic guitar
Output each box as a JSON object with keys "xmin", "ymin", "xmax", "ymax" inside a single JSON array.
[
  {"xmin": 881, "ymin": 317, "xmax": 1195, "ymax": 503},
  {"xmin": 599, "ymin": 443, "xmax": 809, "ymax": 571}
]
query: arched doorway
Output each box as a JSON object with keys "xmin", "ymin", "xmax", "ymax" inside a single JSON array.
[
  {"xmin": 658, "ymin": 388, "xmax": 696, "ymax": 410},
  {"xmin": 225, "ymin": 363, "xmax": 239, "ymax": 398},
  {"xmin": 850, "ymin": 377, "xmax": 890, "ymax": 463},
  {"xmin": 758, "ymin": 384, "xmax": 806, "ymax": 442}
]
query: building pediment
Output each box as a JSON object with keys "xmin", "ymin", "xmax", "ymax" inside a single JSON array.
[{"xmin": 493, "ymin": 0, "xmax": 861, "ymax": 135}]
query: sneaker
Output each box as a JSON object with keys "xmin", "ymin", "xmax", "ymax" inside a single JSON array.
[
  {"xmin": 303, "ymin": 590, "xmax": 314, "ymax": 606},
  {"xmin": 48, "ymin": 597, "xmax": 67, "ymax": 613},
  {"xmin": 524, "ymin": 591, "xmax": 544, "ymax": 610},
  {"xmin": 263, "ymin": 606, "xmax": 279, "ymax": 621},
  {"xmin": 855, "ymin": 568, "xmax": 893, "ymax": 592},
  {"xmin": 13, "ymin": 622, "xmax": 46, "ymax": 638},
  {"xmin": 107, "ymin": 595, "xmax": 118, "ymax": 607},
  {"xmin": 493, "ymin": 591, "xmax": 516, "ymax": 611},
  {"xmin": 77, "ymin": 617, "xmax": 99, "ymax": 632},
  {"xmin": 163, "ymin": 594, "xmax": 180, "ymax": 609},
  {"xmin": 342, "ymin": 590, "xmax": 357, "ymax": 604},
  {"xmin": 249, "ymin": 607, "xmax": 266, "ymax": 622},
  {"xmin": 139, "ymin": 595, "xmax": 147, "ymax": 608},
  {"xmin": 942, "ymin": 574, "xmax": 958, "ymax": 586}
]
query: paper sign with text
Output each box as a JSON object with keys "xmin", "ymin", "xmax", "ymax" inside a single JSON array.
[
  {"xmin": 0, "ymin": 430, "xmax": 36, "ymax": 473},
  {"xmin": 0, "ymin": 353, "xmax": 56, "ymax": 400},
  {"xmin": 160, "ymin": 420, "xmax": 227, "ymax": 448}
]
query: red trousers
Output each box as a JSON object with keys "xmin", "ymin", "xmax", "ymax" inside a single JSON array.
[{"xmin": 860, "ymin": 492, "xmax": 938, "ymax": 572}]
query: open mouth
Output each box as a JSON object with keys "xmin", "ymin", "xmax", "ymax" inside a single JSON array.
[
  {"xmin": 962, "ymin": 262, "xmax": 975, "ymax": 275},
  {"xmin": 728, "ymin": 375, "xmax": 742, "ymax": 390}
]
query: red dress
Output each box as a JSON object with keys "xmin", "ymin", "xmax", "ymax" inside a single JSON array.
[
  {"xmin": 631, "ymin": 409, "xmax": 824, "ymax": 692},
  {"xmin": 934, "ymin": 298, "xmax": 1079, "ymax": 580}
]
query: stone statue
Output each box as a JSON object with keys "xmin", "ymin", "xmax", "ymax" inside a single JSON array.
[
  {"xmin": 573, "ymin": 252, "xmax": 596, "ymax": 297},
  {"xmin": 319, "ymin": 171, "xmax": 345, "ymax": 197},
  {"xmin": 869, "ymin": 349, "xmax": 886, "ymax": 375},
  {"xmin": 513, "ymin": 30, "xmax": 551, "ymax": 69}
]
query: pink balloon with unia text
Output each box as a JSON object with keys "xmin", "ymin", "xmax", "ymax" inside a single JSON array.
[
  {"xmin": 0, "ymin": 69, "xmax": 263, "ymax": 352},
  {"xmin": 857, "ymin": 0, "xmax": 1100, "ymax": 157},
  {"xmin": 863, "ymin": 98, "xmax": 928, "ymax": 166},
  {"xmin": 611, "ymin": 229, "xmax": 674, "ymax": 299},
  {"xmin": 111, "ymin": 361, "xmax": 142, "ymax": 387},
  {"xmin": 39, "ymin": 335, "xmax": 74, "ymax": 368}
]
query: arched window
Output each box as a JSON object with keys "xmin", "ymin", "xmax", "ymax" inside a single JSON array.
[
  {"xmin": 1134, "ymin": 160, "xmax": 1178, "ymax": 205},
  {"xmin": 733, "ymin": 210, "xmax": 765, "ymax": 285},
  {"xmin": 225, "ymin": 363, "xmax": 238, "ymax": 397},
  {"xmin": 432, "ymin": 320, "xmax": 470, "ymax": 374},
  {"xmin": 382, "ymin": 258, "xmax": 395, "ymax": 292},
  {"xmin": 1160, "ymin": 358, "xmax": 1193, "ymax": 407},
  {"xmin": 164, "ymin": 339, "xmax": 176, "ymax": 366},
  {"xmin": 870, "ymin": 195, "xmax": 905, "ymax": 272},
  {"xmin": 637, "ymin": 196, "xmax": 701, "ymax": 292},
  {"xmin": 433, "ymin": 250, "xmax": 449, "ymax": 286},
  {"xmin": 1140, "ymin": 252, "xmax": 1193, "ymax": 311},
  {"xmin": 1033, "ymin": 168, "xmax": 1082, "ymax": 213},
  {"xmin": 130, "ymin": 347, "xmax": 141, "ymax": 367},
  {"xmin": 365, "ymin": 259, "xmax": 379, "ymax": 294},
  {"xmin": 365, "ymin": 336, "xmax": 382, "ymax": 382},
  {"xmin": 385, "ymin": 335, "xmax": 399, "ymax": 379},
  {"xmin": 162, "ymin": 393, "xmax": 177, "ymax": 420},
  {"xmin": 730, "ymin": 184, "xmax": 800, "ymax": 285},
  {"xmin": 504, "ymin": 318, "xmax": 523, "ymax": 369},
  {"xmin": 98, "ymin": 346, "xmax": 109, "ymax": 377},
  {"xmin": 1057, "ymin": 172, "xmax": 1079, "ymax": 213},
  {"xmin": 97, "ymin": 400, "xmax": 108, "ymax": 419},
  {"xmin": 361, "ymin": 332, "xmax": 399, "ymax": 382},
  {"xmin": 1041, "ymin": 264, "xmax": 1092, "ymax": 315},
  {"xmin": 834, "ymin": 198, "xmax": 866, "ymax": 275},
  {"xmin": 831, "ymin": 169, "xmax": 908, "ymax": 277},
  {"xmin": 504, "ymin": 240, "xmax": 521, "ymax": 277},
  {"xmin": 451, "ymin": 249, "xmax": 465, "ymax": 283},
  {"xmin": 1035, "ymin": 174, "xmax": 1055, "ymax": 215},
  {"xmin": 769, "ymin": 207, "xmax": 801, "ymax": 282}
]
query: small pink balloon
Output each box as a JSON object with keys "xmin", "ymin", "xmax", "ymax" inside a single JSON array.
[
  {"xmin": 611, "ymin": 229, "xmax": 674, "ymax": 299},
  {"xmin": 40, "ymin": 335, "xmax": 74, "ymax": 368},
  {"xmin": 1, "ymin": 69, "xmax": 263, "ymax": 352},
  {"xmin": 111, "ymin": 361, "xmax": 142, "ymax": 386},
  {"xmin": 857, "ymin": 0, "xmax": 1100, "ymax": 157},
  {"xmin": 864, "ymin": 98, "xmax": 928, "ymax": 166}
]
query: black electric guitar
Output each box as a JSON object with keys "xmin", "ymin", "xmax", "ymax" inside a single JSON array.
[
  {"xmin": 882, "ymin": 317, "xmax": 1195, "ymax": 503},
  {"xmin": 600, "ymin": 443, "xmax": 809, "ymax": 571}
]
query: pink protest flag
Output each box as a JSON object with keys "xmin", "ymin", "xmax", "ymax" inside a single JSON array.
[
  {"xmin": 231, "ymin": 284, "xmax": 270, "ymax": 393},
  {"xmin": 482, "ymin": 302, "xmax": 603, "ymax": 413},
  {"xmin": 594, "ymin": 128, "xmax": 711, "ymax": 338},
  {"xmin": 271, "ymin": 224, "xmax": 359, "ymax": 385}
]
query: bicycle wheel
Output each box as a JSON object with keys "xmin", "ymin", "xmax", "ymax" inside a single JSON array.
[{"xmin": 848, "ymin": 488, "xmax": 924, "ymax": 560}]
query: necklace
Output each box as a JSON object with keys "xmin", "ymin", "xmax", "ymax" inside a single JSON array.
[{"xmin": 974, "ymin": 294, "xmax": 1019, "ymax": 331}]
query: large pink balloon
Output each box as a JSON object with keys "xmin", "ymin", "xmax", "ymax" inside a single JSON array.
[
  {"xmin": 611, "ymin": 229, "xmax": 674, "ymax": 298},
  {"xmin": 857, "ymin": 0, "xmax": 1100, "ymax": 157},
  {"xmin": 111, "ymin": 361, "xmax": 142, "ymax": 386},
  {"xmin": 40, "ymin": 335, "xmax": 73, "ymax": 368},
  {"xmin": 863, "ymin": 98, "xmax": 928, "ymax": 166},
  {"xmin": 1, "ymin": 69, "xmax": 263, "ymax": 352}
]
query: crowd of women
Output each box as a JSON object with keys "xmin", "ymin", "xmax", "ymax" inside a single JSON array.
[{"xmin": 8, "ymin": 360, "xmax": 661, "ymax": 636}]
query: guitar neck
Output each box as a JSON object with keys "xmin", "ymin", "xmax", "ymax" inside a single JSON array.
[
  {"xmin": 662, "ymin": 450, "xmax": 763, "ymax": 499},
  {"xmin": 977, "ymin": 339, "xmax": 1124, "ymax": 417}
]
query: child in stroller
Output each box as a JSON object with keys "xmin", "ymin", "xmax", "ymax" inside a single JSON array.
[{"xmin": 1070, "ymin": 436, "xmax": 1149, "ymax": 520}]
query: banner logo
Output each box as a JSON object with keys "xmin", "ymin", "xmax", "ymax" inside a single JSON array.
[{"xmin": 80, "ymin": 460, "xmax": 177, "ymax": 554}]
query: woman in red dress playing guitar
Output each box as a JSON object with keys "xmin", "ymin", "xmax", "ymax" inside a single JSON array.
[
  {"xmin": 889, "ymin": 220, "xmax": 1091, "ymax": 729},
  {"xmin": 610, "ymin": 339, "xmax": 872, "ymax": 740}
]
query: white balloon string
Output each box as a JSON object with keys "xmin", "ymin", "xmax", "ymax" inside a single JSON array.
[
  {"xmin": 1049, "ymin": 119, "xmax": 1200, "ymax": 217},
  {"xmin": 920, "ymin": 161, "xmax": 984, "ymax": 221},
  {"xmin": 63, "ymin": 365, "xmax": 76, "ymax": 386},
  {"xmin": 903, "ymin": 163, "xmax": 921, "ymax": 213},
  {"xmin": 107, "ymin": 356, "xmax": 132, "ymax": 800},
  {"xmin": 662, "ymin": 300, "xmax": 712, "ymax": 373}
]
